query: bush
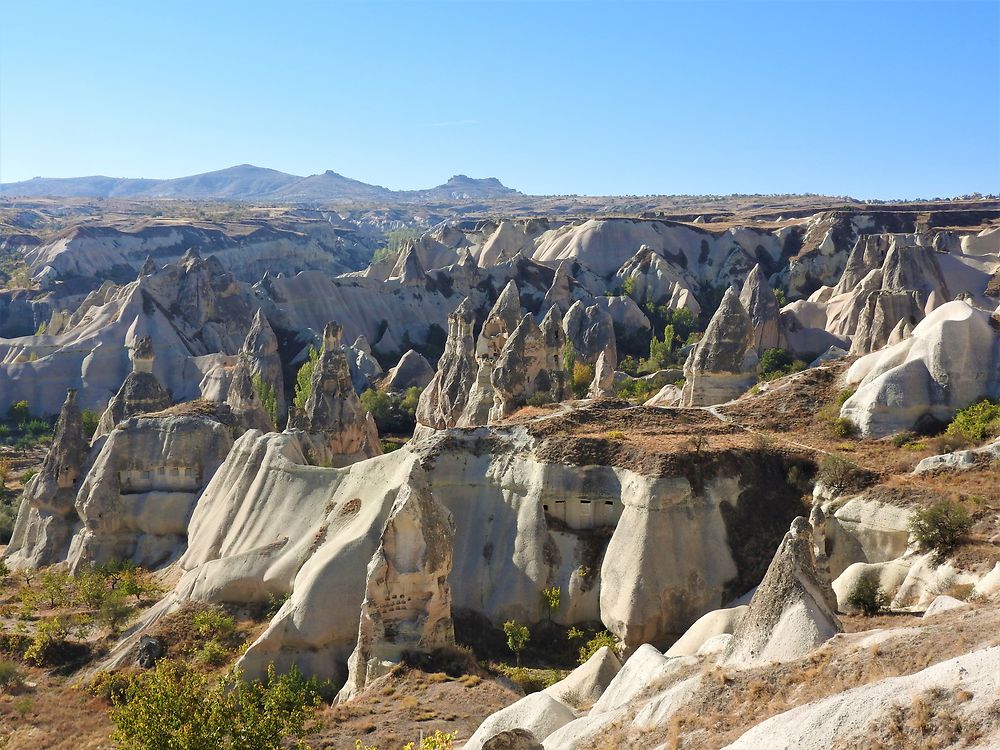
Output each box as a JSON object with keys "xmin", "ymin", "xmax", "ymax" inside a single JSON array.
[
  {"xmin": 759, "ymin": 348, "xmax": 807, "ymax": 381},
  {"xmin": 909, "ymin": 501, "xmax": 973, "ymax": 557},
  {"xmin": 945, "ymin": 399, "xmax": 1000, "ymax": 443},
  {"xmin": 577, "ymin": 630, "xmax": 619, "ymax": 665},
  {"xmin": 830, "ymin": 417, "xmax": 856, "ymax": 438},
  {"xmin": 24, "ymin": 616, "xmax": 70, "ymax": 665},
  {"xmin": 196, "ymin": 639, "xmax": 230, "ymax": 667},
  {"xmin": 82, "ymin": 409, "xmax": 101, "ymax": 438},
  {"xmin": 613, "ymin": 377, "xmax": 664, "ymax": 404},
  {"xmin": 360, "ymin": 387, "xmax": 421, "ymax": 435},
  {"xmin": 571, "ymin": 362, "xmax": 593, "ymax": 399},
  {"xmin": 99, "ymin": 589, "xmax": 136, "ymax": 634},
  {"xmin": 847, "ymin": 575, "xmax": 890, "ymax": 616},
  {"xmin": 192, "ymin": 608, "xmax": 236, "ymax": 640},
  {"xmin": 0, "ymin": 658, "xmax": 23, "ymax": 689},
  {"xmin": 109, "ymin": 661, "xmax": 322, "ymax": 750},
  {"xmin": 816, "ymin": 453, "xmax": 863, "ymax": 492}
]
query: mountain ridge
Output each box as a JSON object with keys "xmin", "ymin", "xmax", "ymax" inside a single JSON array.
[{"xmin": 0, "ymin": 163, "xmax": 521, "ymax": 202}]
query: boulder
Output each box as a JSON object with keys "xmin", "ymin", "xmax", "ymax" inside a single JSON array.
[
  {"xmin": 338, "ymin": 466, "xmax": 455, "ymax": 700},
  {"xmin": 680, "ymin": 287, "xmax": 757, "ymax": 407},
  {"xmin": 464, "ymin": 692, "xmax": 575, "ymax": 750},
  {"xmin": 346, "ymin": 335, "xmax": 383, "ymax": 393},
  {"xmin": 293, "ymin": 322, "xmax": 382, "ymax": 466},
  {"xmin": 643, "ymin": 383, "xmax": 682, "ymax": 407},
  {"xmin": 416, "ymin": 297, "xmax": 478, "ymax": 429},
  {"xmin": 543, "ymin": 645, "xmax": 622, "ymax": 709},
  {"xmin": 381, "ymin": 349, "xmax": 434, "ymax": 393},
  {"xmin": 664, "ymin": 605, "xmax": 747, "ymax": 657},
  {"xmin": 722, "ymin": 517, "xmax": 841, "ymax": 667}
]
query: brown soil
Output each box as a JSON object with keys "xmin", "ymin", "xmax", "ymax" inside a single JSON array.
[{"xmin": 306, "ymin": 665, "xmax": 520, "ymax": 749}]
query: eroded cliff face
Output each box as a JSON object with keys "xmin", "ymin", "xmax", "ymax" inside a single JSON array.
[{"xmin": 99, "ymin": 403, "xmax": 809, "ymax": 683}]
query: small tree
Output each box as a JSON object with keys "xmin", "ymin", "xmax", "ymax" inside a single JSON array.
[
  {"xmin": 909, "ymin": 501, "xmax": 973, "ymax": 558},
  {"xmin": 251, "ymin": 376, "xmax": 278, "ymax": 427},
  {"xmin": 292, "ymin": 346, "xmax": 319, "ymax": 412},
  {"xmin": 847, "ymin": 575, "xmax": 890, "ymax": 616},
  {"xmin": 540, "ymin": 586, "xmax": 561, "ymax": 623},
  {"xmin": 577, "ymin": 631, "xmax": 619, "ymax": 664},
  {"xmin": 7, "ymin": 401, "xmax": 30, "ymax": 423},
  {"xmin": 40, "ymin": 569, "xmax": 73, "ymax": 609},
  {"xmin": 571, "ymin": 362, "xmax": 593, "ymax": 399},
  {"xmin": 502, "ymin": 620, "xmax": 530, "ymax": 667},
  {"xmin": 99, "ymin": 589, "xmax": 135, "ymax": 634}
]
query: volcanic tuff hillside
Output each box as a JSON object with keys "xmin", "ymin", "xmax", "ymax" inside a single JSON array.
[{"xmin": 0, "ymin": 195, "xmax": 998, "ymax": 749}]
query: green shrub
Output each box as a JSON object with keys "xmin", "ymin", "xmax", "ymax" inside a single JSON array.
[
  {"xmin": 758, "ymin": 348, "xmax": 807, "ymax": 381},
  {"xmin": 540, "ymin": 586, "xmax": 560, "ymax": 622},
  {"xmin": 571, "ymin": 362, "xmax": 593, "ymax": 399},
  {"xmin": 830, "ymin": 417, "xmax": 856, "ymax": 438},
  {"xmin": 909, "ymin": 501, "xmax": 973, "ymax": 557},
  {"xmin": 647, "ymin": 326, "xmax": 675, "ymax": 369},
  {"xmin": 251, "ymin": 375, "xmax": 278, "ymax": 427},
  {"xmin": 613, "ymin": 377, "xmax": 662, "ymax": 404},
  {"xmin": 577, "ymin": 630, "xmax": 619, "ymax": 665},
  {"xmin": 945, "ymin": 399, "xmax": 1000, "ymax": 443},
  {"xmin": 81, "ymin": 409, "xmax": 100, "ymax": 438},
  {"xmin": 847, "ymin": 575, "xmax": 890, "ymax": 616},
  {"xmin": 360, "ymin": 387, "xmax": 421, "ymax": 435},
  {"xmin": 99, "ymin": 589, "xmax": 135, "ymax": 634},
  {"xmin": 192, "ymin": 608, "xmax": 236, "ymax": 640},
  {"xmin": 292, "ymin": 346, "xmax": 319, "ymax": 412},
  {"xmin": 196, "ymin": 639, "xmax": 230, "ymax": 667},
  {"xmin": 24, "ymin": 616, "xmax": 70, "ymax": 665},
  {"xmin": 110, "ymin": 660, "xmax": 321, "ymax": 750},
  {"xmin": 836, "ymin": 388, "xmax": 855, "ymax": 406}
]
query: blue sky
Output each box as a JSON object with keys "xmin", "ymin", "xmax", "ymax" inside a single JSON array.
[{"xmin": 1, "ymin": 0, "xmax": 997, "ymax": 198}]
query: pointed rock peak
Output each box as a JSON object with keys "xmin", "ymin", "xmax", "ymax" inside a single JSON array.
[
  {"xmin": 454, "ymin": 295, "xmax": 477, "ymax": 322},
  {"xmin": 539, "ymin": 304, "xmax": 562, "ymax": 335},
  {"xmin": 492, "ymin": 280, "xmax": 521, "ymax": 320},
  {"xmin": 180, "ymin": 247, "xmax": 202, "ymax": 264},
  {"xmin": 458, "ymin": 247, "xmax": 477, "ymax": 267},
  {"xmin": 322, "ymin": 321, "xmax": 344, "ymax": 352},
  {"xmin": 139, "ymin": 256, "xmax": 157, "ymax": 276},
  {"xmin": 244, "ymin": 309, "xmax": 278, "ymax": 355},
  {"xmin": 390, "ymin": 242, "xmax": 427, "ymax": 283},
  {"xmin": 722, "ymin": 516, "xmax": 841, "ymax": 667},
  {"xmin": 131, "ymin": 335, "xmax": 155, "ymax": 373},
  {"xmin": 352, "ymin": 335, "xmax": 372, "ymax": 355}
]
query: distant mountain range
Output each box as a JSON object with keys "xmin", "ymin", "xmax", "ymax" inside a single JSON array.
[{"xmin": 0, "ymin": 164, "xmax": 521, "ymax": 202}]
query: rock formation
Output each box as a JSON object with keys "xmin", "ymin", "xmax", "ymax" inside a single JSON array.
[
  {"xmin": 4, "ymin": 389, "xmax": 88, "ymax": 568},
  {"xmin": 841, "ymin": 300, "xmax": 1000, "ymax": 437},
  {"xmin": 464, "ymin": 692, "xmax": 576, "ymax": 750},
  {"xmin": 588, "ymin": 350, "xmax": 615, "ymax": 398},
  {"xmin": 225, "ymin": 309, "xmax": 285, "ymax": 431},
  {"xmin": 93, "ymin": 336, "xmax": 172, "ymax": 440},
  {"xmin": 680, "ymin": 286, "xmax": 757, "ymax": 406},
  {"xmin": 739, "ymin": 264, "xmax": 782, "ymax": 354},
  {"xmin": 849, "ymin": 289, "xmax": 923, "ymax": 355},
  {"xmin": 488, "ymin": 312, "xmax": 565, "ymax": 421},
  {"xmin": 388, "ymin": 243, "xmax": 428, "ymax": 285},
  {"xmin": 338, "ymin": 467, "xmax": 456, "ymax": 700},
  {"xmin": 562, "ymin": 300, "xmax": 617, "ymax": 369},
  {"xmin": 542, "ymin": 260, "xmax": 593, "ymax": 315},
  {"xmin": 381, "ymin": 349, "xmax": 434, "ymax": 392},
  {"xmin": 616, "ymin": 245, "xmax": 700, "ymax": 314},
  {"xmin": 723, "ymin": 516, "xmax": 841, "ymax": 667},
  {"xmin": 459, "ymin": 282, "xmax": 522, "ymax": 426},
  {"xmin": 68, "ymin": 402, "xmax": 239, "ymax": 570},
  {"xmin": 293, "ymin": 322, "xmax": 382, "ymax": 466},
  {"xmin": 346, "ymin": 335, "xmax": 384, "ymax": 393},
  {"xmin": 416, "ymin": 297, "xmax": 478, "ymax": 429}
]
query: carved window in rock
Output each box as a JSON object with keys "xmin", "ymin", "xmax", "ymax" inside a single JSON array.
[
  {"xmin": 118, "ymin": 465, "xmax": 202, "ymax": 494},
  {"xmin": 545, "ymin": 496, "xmax": 622, "ymax": 530}
]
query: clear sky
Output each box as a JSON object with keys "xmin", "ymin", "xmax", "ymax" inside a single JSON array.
[{"xmin": 1, "ymin": 0, "xmax": 997, "ymax": 198}]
